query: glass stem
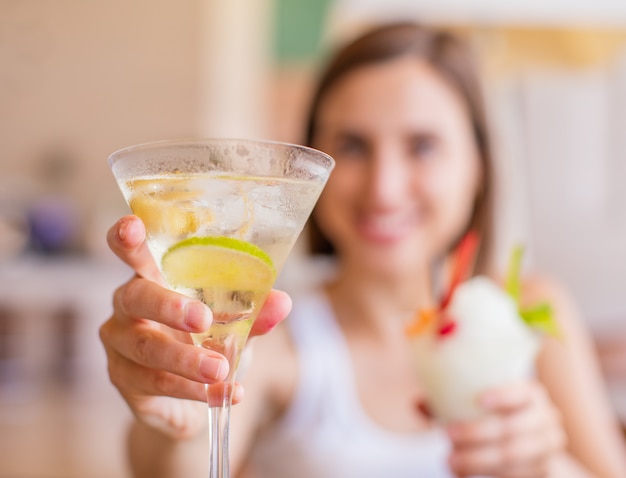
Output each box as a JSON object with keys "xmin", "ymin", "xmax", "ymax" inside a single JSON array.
[
  {"xmin": 206, "ymin": 335, "xmax": 245, "ymax": 478},
  {"xmin": 208, "ymin": 398, "xmax": 231, "ymax": 478},
  {"xmin": 203, "ymin": 318, "xmax": 253, "ymax": 478}
]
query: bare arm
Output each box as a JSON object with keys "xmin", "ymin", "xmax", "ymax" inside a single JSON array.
[
  {"xmin": 128, "ymin": 419, "xmax": 209, "ymax": 478},
  {"xmin": 531, "ymin": 276, "xmax": 626, "ymax": 477}
]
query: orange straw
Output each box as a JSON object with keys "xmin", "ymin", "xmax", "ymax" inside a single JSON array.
[
  {"xmin": 439, "ymin": 231, "xmax": 480, "ymax": 310},
  {"xmin": 405, "ymin": 308, "xmax": 437, "ymax": 337},
  {"xmin": 405, "ymin": 231, "xmax": 480, "ymax": 338}
]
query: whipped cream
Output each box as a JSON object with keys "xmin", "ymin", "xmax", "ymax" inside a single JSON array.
[{"xmin": 412, "ymin": 276, "xmax": 540, "ymax": 422}]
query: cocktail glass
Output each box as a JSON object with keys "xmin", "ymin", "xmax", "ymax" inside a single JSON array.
[
  {"xmin": 108, "ymin": 138, "xmax": 334, "ymax": 477},
  {"xmin": 410, "ymin": 277, "xmax": 540, "ymax": 423}
]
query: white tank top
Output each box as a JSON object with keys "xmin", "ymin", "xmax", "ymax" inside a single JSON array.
[{"xmin": 247, "ymin": 291, "xmax": 455, "ymax": 478}]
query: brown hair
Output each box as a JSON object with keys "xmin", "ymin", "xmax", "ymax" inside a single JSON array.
[{"xmin": 304, "ymin": 21, "xmax": 494, "ymax": 273}]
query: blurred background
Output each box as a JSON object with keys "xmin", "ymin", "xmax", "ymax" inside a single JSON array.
[{"xmin": 1, "ymin": 0, "xmax": 626, "ymax": 476}]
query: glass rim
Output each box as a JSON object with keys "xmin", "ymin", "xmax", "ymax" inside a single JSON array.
[{"xmin": 107, "ymin": 137, "xmax": 335, "ymax": 170}]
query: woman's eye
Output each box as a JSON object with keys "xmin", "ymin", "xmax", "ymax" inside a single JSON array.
[
  {"xmin": 408, "ymin": 134, "xmax": 439, "ymax": 158},
  {"xmin": 335, "ymin": 136, "xmax": 368, "ymax": 158}
]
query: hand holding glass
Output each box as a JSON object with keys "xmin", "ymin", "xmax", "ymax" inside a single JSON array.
[{"xmin": 109, "ymin": 139, "xmax": 333, "ymax": 477}]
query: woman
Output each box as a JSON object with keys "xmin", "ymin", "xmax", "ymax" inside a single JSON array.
[{"xmin": 100, "ymin": 22, "xmax": 626, "ymax": 477}]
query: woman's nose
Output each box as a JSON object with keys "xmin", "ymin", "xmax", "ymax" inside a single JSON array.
[{"xmin": 365, "ymin": 149, "xmax": 408, "ymax": 208}]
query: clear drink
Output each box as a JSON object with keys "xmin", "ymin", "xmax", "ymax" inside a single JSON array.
[
  {"xmin": 109, "ymin": 139, "xmax": 333, "ymax": 478},
  {"xmin": 119, "ymin": 173, "xmax": 322, "ymax": 374}
]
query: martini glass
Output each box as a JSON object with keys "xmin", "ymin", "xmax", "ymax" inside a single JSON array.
[{"xmin": 108, "ymin": 138, "xmax": 334, "ymax": 477}]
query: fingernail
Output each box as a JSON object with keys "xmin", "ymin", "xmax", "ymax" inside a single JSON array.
[
  {"xmin": 199, "ymin": 355, "xmax": 228, "ymax": 381},
  {"xmin": 259, "ymin": 317, "xmax": 280, "ymax": 335},
  {"xmin": 184, "ymin": 302, "xmax": 212, "ymax": 332},
  {"xmin": 117, "ymin": 218, "xmax": 129, "ymax": 241}
]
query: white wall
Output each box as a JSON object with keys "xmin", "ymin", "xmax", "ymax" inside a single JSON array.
[
  {"xmin": 333, "ymin": 0, "xmax": 626, "ymax": 26},
  {"xmin": 0, "ymin": 0, "xmax": 273, "ymax": 255},
  {"xmin": 517, "ymin": 66, "xmax": 626, "ymax": 332}
]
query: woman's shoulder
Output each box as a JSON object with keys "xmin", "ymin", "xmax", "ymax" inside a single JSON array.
[
  {"xmin": 489, "ymin": 270, "xmax": 582, "ymax": 332},
  {"xmin": 520, "ymin": 273, "xmax": 573, "ymax": 308},
  {"xmin": 520, "ymin": 273, "xmax": 583, "ymax": 327},
  {"xmin": 518, "ymin": 272, "xmax": 591, "ymax": 351},
  {"xmin": 489, "ymin": 268, "xmax": 576, "ymax": 315}
]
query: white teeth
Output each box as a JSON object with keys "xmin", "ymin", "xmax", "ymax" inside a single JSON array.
[
  {"xmin": 362, "ymin": 214, "xmax": 410, "ymax": 235},
  {"xmin": 362, "ymin": 214, "xmax": 410, "ymax": 232}
]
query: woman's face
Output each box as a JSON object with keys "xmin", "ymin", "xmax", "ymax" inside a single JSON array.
[{"xmin": 312, "ymin": 56, "xmax": 482, "ymax": 275}]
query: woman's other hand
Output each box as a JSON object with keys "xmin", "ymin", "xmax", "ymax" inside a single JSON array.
[
  {"xmin": 446, "ymin": 380, "xmax": 566, "ymax": 478},
  {"xmin": 99, "ymin": 215, "xmax": 291, "ymax": 439}
]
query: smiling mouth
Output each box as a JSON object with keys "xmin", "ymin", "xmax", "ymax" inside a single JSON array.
[{"xmin": 357, "ymin": 212, "xmax": 420, "ymax": 244}]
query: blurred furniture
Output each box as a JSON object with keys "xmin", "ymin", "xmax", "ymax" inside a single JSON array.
[{"xmin": 0, "ymin": 254, "xmax": 130, "ymax": 397}]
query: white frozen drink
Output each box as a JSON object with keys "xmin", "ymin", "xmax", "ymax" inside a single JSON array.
[{"xmin": 411, "ymin": 276, "xmax": 540, "ymax": 422}]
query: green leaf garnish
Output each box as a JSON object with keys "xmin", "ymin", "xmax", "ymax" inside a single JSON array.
[
  {"xmin": 505, "ymin": 245, "xmax": 560, "ymax": 338},
  {"xmin": 520, "ymin": 303, "xmax": 560, "ymax": 338},
  {"xmin": 506, "ymin": 244, "xmax": 524, "ymax": 306}
]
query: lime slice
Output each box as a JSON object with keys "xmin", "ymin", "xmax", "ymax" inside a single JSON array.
[{"xmin": 161, "ymin": 236, "xmax": 276, "ymax": 291}]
